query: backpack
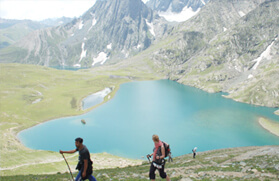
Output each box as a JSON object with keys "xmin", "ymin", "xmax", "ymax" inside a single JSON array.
[
  {"xmin": 157, "ymin": 141, "xmax": 170, "ymax": 158},
  {"xmin": 162, "ymin": 141, "xmax": 170, "ymax": 158}
]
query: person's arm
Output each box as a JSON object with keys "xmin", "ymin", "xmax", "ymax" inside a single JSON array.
[
  {"xmin": 147, "ymin": 153, "xmax": 153, "ymax": 158},
  {"xmin": 82, "ymin": 159, "xmax": 88, "ymax": 178},
  {"xmin": 60, "ymin": 149, "xmax": 77, "ymax": 154},
  {"xmin": 156, "ymin": 145, "xmax": 165, "ymax": 159}
]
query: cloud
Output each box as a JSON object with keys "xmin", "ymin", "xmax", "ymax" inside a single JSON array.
[{"xmin": 0, "ymin": 0, "xmax": 96, "ymax": 21}]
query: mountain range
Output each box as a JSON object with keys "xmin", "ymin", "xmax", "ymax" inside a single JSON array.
[
  {"xmin": 0, "ymin": 0, "xmax": 278, "ymax": 107},
  {"xmin": 0, "ymin": 17, "xmax": 73, "ymax": 49},
  {"xmin": 0, "ymin": 0, "xmax": 171, "ymax": 67}
]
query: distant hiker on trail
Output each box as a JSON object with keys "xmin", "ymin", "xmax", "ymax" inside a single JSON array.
[
  {"xmin": 168, "ymin": 151, "xmax": 173, "ymax": 162},
  {"xmin": 60, "ymin": 137, "xmax": 97, "ymax": 181},
  {"xmin": 192, "ymin": 147, "xmax": 197, "ymax": 159},
  {"xmin": 147, "ymin": 134, "xmax": 171, "ymax": 181}
]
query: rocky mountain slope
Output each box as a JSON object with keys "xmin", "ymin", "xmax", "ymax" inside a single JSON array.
[
  {"xmin": 38, "ymin": 17, "xmax": 73, "ymax": 27},
  {"xmin": 0, "ymin": 18, "xmax": 72, "ymax": 49},
  {"xmin": 147, "ymin": 0, "xmax": 279, "ymax": 107},
  {"xmin": 0, "ymin": 19, "xmax": 45, "ymax": 49},
  {"xmin": 0, "ymin": 0, "xmax": 169, "ymax": 67},
  {"xmin": 2, "ymin": 146, "xmax": 279, "ymax": 180}
]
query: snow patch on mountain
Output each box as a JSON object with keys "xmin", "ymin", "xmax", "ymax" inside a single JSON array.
[
  {"xmin": 92, "ymin": 18, "xmax": 97, "ymax": 26},
  {"xmin": 78, "ymin": 43, "xmax": 87, "ymax": 63},
  {"xmin": 92, "ymin": 52, "xmax": 108, "ymax": 66},
  {"xmin": 238, "ymin": 11, "xmax": 246, "ymax": 17},
  {"xmin": 88, "ymin": 13, "xmax": 97, "ymax": 32},
  {"xmin": 73, "ymin": 64, "xmax": 81, "ymax": 68},
  {"xmin": 159, "ymin": 5, "xmax": 200, "ymax": 22},
  {"xmin": 201, "ymin": 0, "xmax": 206, "ymax": 5},
  {"xmin": 79, "ymin": 20, "xmax": 84, "ymax": 30},
  {"xmin": 252, "ymin": 40, "xmax": 275, "ymax": 70},
  {"xmin": 121, "ymin": 50, "xmax": 129, "ymax": 58},
  {"xmin": 145, "ymin": 20, "xmax": 155, "ymax": 36},
  {"xmin": 107, "ymin": 43, "xmax": 112, "ymax": 49},
  {"xmin": 248, "ymin": 74, "xmax": 254, "ymax": 79}
]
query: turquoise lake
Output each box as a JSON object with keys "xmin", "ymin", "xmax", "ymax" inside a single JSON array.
[{"xmin": 18, "ymin": 80, "xmax": 279, "ymax": 159}]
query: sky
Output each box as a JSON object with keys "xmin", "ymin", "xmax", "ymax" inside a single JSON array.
[
  {"xmin": 0, "ymin": 0, "xmax": 150, "ymax": 21},
  {"xmin": 0, "ymin": 0, "xmax": 97, "ymax": 21}
]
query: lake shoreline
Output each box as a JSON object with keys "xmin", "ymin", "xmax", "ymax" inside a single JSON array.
[
  {"xmin": 16, "ymin": 79, "xmax": 279, "ymax": 144},
  {"xmin": 258, "ymin": 117, "xmax": 279, "ymax": 137},
  {"xmin": 81, "ymin": 87, "xmax": 112, "ymax": 110},
  {"xmin": 17, "ymin": 80, "xmax": 279, "ymax": 159},
  {"xmin": 16, "ymin": 84, "xmax": 121, "ymax": 148}
]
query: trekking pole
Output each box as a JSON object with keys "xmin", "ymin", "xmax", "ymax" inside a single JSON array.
[
  {"xmin": 146, "ymin": 154, "xmax": 151, "ymax": 163},
  {"xmin": 61, "ymin": 153, "xmax": 75, "ymax": 181}
]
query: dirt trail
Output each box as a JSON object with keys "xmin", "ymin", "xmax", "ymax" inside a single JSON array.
[{"xmin": 0, "ymin": 154, "xmax": 77, "ymax": 171}]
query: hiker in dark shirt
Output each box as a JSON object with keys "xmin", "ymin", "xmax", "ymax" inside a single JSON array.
[{"xmin": 60, "ymin": 137, "xmax": 96, "ymax": 181}]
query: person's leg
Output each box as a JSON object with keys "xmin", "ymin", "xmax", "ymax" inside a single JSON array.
[
  {"xmin": 166, "ymin": 175, "xmax": 171, "ymax": 181},
  {"xmin": 158, "ymin": 165, "xmax": 170, "ymax": 181},
  {"xmin": 158, "ymin": 165, "xmax": 166, "ymax": 179},
  {"xmin": 149, "ymin": 163, "xmax": 156, "ymax": 180},
  {"xmin": 75, "ymin": 170, "xmax": 82, "ymax": 181},
  {"xmin": 88, "ymin": 175, "xmax": 97, "ymax": 181}
]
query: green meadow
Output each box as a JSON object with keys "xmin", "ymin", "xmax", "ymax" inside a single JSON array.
[{"xmin": 0, "ymin": 63, "xmax": 160, "ymax": 176}]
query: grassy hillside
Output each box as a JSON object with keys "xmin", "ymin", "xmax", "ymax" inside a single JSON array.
[
  {"xmin": 2, "ymin": 146, "xmax": 279, "ymax": 180},
  {"xmin": 0, "ymin": 63, "xmax": 160, "ymax": 176},
  {"xmin": 1, "ymin": 63, "xmax": 278, "ymax": 180},
  {"xmin": 0, "ymin": 19, "xmax": 45, "ymax": 49}
]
